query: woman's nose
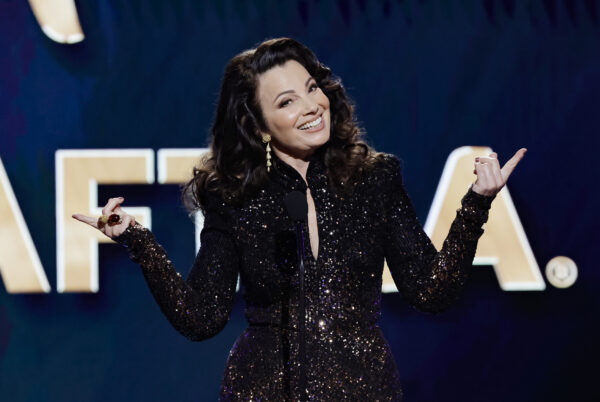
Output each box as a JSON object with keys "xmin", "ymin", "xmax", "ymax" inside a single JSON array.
[{"xmin": 301, "ymin": 97, "xmax": 319, "ymax": 115}]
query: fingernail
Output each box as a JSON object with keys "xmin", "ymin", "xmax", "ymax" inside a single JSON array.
[{"xmin": 475, "ymin": 157, "xmax": 480, "ymax": 162}]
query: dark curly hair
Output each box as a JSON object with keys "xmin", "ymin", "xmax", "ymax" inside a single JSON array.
[{"xmin": 184, "ymin": 37, "xmax": 381, "ymax": 210}]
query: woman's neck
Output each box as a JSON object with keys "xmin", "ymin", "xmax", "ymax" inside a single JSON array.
[{"xmin": 272, "ymin": 146, "xmax": 312, "ymax": 183}]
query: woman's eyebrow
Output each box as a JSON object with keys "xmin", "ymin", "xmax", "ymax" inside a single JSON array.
[{"xmin": 273, "ymin": 77, "xmax": 315, "ymax": 104}]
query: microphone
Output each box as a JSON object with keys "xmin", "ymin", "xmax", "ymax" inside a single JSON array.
[{"xmin": 283, "ymin": 190, "xmax": 308, "ymax": 401}]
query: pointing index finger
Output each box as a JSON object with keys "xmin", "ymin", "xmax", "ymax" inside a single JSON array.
[
  {"xmin": 72, "ymin": 213, "xmax": 99, "ymax": 228},
  {"xmin": 500, "ymin": 148, "xmax": 527, "ymax": 180}
]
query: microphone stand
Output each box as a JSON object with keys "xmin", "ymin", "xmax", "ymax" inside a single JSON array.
[
  {"xmin": 293, "ymin": 220, "xmax": 307, "ymax": 402},
  {"xmin": 284, "ymin": 191, "xmax": 309, "ymax": 402}
]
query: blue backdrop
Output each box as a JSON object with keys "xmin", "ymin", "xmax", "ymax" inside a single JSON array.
[{"xmin": 1, "ymin": 1, "xmax": 598, "ymax": 401}]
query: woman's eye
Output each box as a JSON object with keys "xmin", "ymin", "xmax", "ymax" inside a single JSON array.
[
  {"xmin": 279, "ymin": 99, "xmax": 292, "ymax": 108},
  {"xmin": 309, "ymin": 83, "xmax": 318, "ymax": 92}
]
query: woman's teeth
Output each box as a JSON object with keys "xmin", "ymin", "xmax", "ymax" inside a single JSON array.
[{"xmin": 299, "ymin": 116, "xmax": 322, "ymax": 130}]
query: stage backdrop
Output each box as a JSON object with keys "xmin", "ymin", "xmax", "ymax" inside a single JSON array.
[{"xmin": 1, "ymin": 1, "xmax": 598, "ymax": 401}]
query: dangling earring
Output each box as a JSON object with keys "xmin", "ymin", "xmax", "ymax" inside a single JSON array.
[{"xmin": 262, "ymin": 134, "xmax": 272, "ymax": 172}]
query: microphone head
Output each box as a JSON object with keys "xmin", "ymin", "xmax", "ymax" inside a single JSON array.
[{"xmin": 284, "ymin": 191, "xmax": 308, "ymax": 222}]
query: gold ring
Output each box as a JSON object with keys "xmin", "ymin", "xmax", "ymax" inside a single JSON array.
[
  {"xmin": 97, "ymin": 215, "xmax": 109, "ymax": 229},
  {"xmin": 97, "ymin": 214, "xmax": 121, "ymax": 228}
]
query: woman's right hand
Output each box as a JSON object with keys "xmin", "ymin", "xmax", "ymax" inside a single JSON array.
[{"xmin": 72, "ymin": 197, "xmax": 136, "ymax": 239}]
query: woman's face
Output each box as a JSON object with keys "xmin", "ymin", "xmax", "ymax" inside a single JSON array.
[{"xmin": 256, "ymin": 59, "xmax": 331, "ymax": 161}]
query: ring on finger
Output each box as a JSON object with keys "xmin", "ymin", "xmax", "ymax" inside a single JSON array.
[
  {"xmin": 107, "ymin": 213, "xmax": 122, "ymax": 226},
  {"xmin": 97, "ymin": 215, "xmax": 109, "ymax": 229},
  {"xmin": 97, "ymin": 214, "xmax": 122, "ymax": 228}
]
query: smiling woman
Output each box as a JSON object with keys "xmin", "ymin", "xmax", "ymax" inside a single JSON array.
[
  {"xmin": 256, "ymin": 59, "xmax": 332, "ymax": 261},
  {"xmin": 181, "ymin": 38, "xmax": 380, "ymax": 209},
  {"xmin": 256, "ymin": 60, "xmax": 331, "ymax": 163},
  {"xmin": 72, "ymin": 37, "xmax": 525, "ymax": 401}
]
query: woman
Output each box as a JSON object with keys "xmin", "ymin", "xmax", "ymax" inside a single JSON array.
[{"xmin": 73, "ymin": 38, "xmax": 525, "ymax": 400}]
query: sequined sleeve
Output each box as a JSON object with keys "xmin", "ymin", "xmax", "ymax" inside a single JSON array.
[
  {"xmin": 381, "ymin": 155, "xmax": 495, "ymax": 313},
  {"xmin": 114, "ymin": 195, "xmax": 239, "ymax": 341}
]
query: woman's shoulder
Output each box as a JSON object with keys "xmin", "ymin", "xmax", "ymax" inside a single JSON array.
[
  {"xmin": 373, "ymin": 152, "xmax": 402, "ymax": 170},
  {"xmin": 197, "ymin": 189, "xmax": 239, "ymax": 234},
  {"xmin": 346, "ymin": 152, "xmax": 404, "ymax": 196},
  {"xmin": 202, "ymin": 188, "xmax": 232, "ymax": 210},
  {"xmin": 363, "ymin": 152, "xmax": 404, "ymax": 182}
]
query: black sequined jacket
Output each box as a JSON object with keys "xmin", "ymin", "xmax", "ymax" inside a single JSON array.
[{"xmin": 115, "ymin": 150, "xmax": 495, "ymax": 401}]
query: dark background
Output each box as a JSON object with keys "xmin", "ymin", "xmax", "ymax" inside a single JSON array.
[{"xmin": 1, "ymin": 1, "xmax": 598, "ymax": 401}]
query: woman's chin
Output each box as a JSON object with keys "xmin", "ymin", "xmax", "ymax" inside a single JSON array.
[
  {"xmin": 274, "ymin": 131, "xmax": 330, "ymax": 160},
  {"xmin": 304, "ymin": 138, "xmax": 329, "ymax": 155},
  {"xmin": 304, "ymin": 129, "xmax": 330, "ymax": 149}
]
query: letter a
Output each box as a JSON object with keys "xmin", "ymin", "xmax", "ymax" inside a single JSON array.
[
  {"xmin": 0, "ymin": 158, "xmax": 50, "ymax": 293},
  {"xmin": 424, "ymin": 146, "xmax": 545, "ymax": 291}
]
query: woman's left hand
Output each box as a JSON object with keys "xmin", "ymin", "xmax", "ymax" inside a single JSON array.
[{"xmin": 471, "ymin": 148, "xmax": 527, "ymax": 197}]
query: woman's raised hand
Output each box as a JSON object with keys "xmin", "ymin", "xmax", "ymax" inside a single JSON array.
[
  {"xmin": 72, "ymin": 197, "xmax": 136, "ymax": 239},
  {"xmin": 471, "ymin": 148, "xmax": 527, "ymax": 197}
]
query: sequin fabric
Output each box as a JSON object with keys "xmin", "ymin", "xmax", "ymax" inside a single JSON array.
[{"xmin": 115, "ymin": 150, "xmax": 495, "ymax": 401}]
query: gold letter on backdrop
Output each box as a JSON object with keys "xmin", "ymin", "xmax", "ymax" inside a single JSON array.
[
  {"xmin": 157, "ymin": 148, "xmax": 209, "ymax": 253},
  {"xmin": 55, "ymin": 149, "xmax": 154, "ymax": 293},
  {"xmin": 382, "ymin": 146, "xmax": 545, "ymax": 292},
  {"xmin": 156, "ymin": 148, "xmax": 241, "ymax": 291},
  {"xmin": 424, "ymin": 146, "xmax": 545, "ymax": 290},
  {"xmin": 0, "ymin": 158, "xmax": 51, "ymax": 293},
  {"xmin": 28, "ymin": 0, "xmax": 84, "ymax": 44}
]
